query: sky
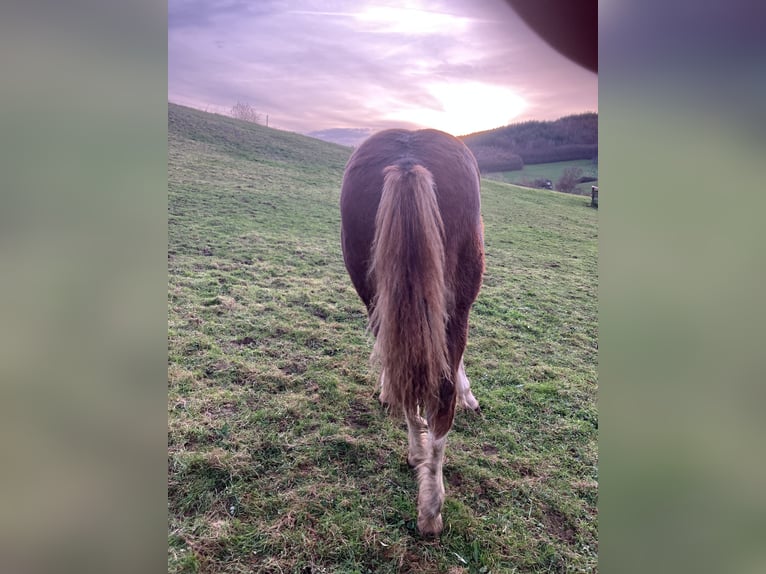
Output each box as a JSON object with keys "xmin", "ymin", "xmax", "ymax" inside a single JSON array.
[{"xmin": 168, "ymin": 0, "xmax": 597, "ymax": 143}]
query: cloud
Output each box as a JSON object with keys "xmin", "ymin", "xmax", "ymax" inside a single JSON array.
[{"xmin": 168, "ymin": 0, "xmax": 597, "ymax": 135}]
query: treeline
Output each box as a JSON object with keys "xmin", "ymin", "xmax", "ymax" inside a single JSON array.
[{"xmin": 460, "ymin": 113, "xmax": 598, "ymax": 172}]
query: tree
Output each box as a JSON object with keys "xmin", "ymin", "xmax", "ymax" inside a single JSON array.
[
  {"xmin": 555, "ymin": 167, "xmax": 583, "ymax": 193},
  {"xmin": 231, "ymin": 101, "xmax": 261, "ymax": 124}
]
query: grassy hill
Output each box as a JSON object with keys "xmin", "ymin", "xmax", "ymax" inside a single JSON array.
[
  {"xmin": 169, "ymin": 103, "xmax": 353, "ymax": 166},
  {"xmin": 168, "ymin": 103, "xmax": 598, "ymax": 573}
]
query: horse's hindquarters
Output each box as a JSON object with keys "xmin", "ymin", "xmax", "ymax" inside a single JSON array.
[{"xmin": 340, "ymin": 128, "xmax": 484, "ymax": 536}]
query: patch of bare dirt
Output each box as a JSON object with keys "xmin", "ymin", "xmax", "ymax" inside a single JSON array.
[
  {"xmin": 541, "ymin": 503, "xmax": 576, "ymax": 544},
  {"xmin": 510, "ymin": 461, "xmax": 536, "ymax": 477},
  {"xmin": 345, "ymin": 399, "xmax": 372, "ymax": 429}
]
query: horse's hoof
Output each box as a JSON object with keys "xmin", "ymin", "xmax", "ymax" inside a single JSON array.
[{"xmin": 417, "ymin": 513, "xmax": 443, "ymax": 537}]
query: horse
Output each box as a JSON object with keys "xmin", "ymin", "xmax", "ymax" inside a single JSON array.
[{"xmin": 340, "ymin": 128, "xmax": 485, "ymax": 536}]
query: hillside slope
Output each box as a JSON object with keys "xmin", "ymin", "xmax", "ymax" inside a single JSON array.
[{"xmin": 169, "ymin": 102, "xmax": 352, "ymax": 170}]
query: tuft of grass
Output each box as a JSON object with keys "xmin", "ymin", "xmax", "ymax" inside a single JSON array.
[{"xmin": 168, "ymin": 104, "xmax": 598, "ymax": 573}]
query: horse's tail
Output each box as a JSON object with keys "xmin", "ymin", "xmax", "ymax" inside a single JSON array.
[{"xmin": 369, "ymin": 163, "xmax": 450, "ymax": 421}]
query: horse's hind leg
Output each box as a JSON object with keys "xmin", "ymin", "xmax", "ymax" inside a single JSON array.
[
  {"xmin": 415, "ymin": 430, "xmax": 447, "ymax": 536},
  {"xmin": 457, "ymin": 357, "xmax": 480, "ymax": 412},
  {"xmin": 415, "ymin": 372, "xmax": 458, "ymax": 536},
  {"xmin": 416, "ymin": 358, "xmax": 478, "ymax": 535}
]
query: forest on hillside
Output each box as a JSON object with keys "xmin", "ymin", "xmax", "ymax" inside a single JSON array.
[{"xmin": 460, "ymin": 113, "xmax": 598, "ymax": 172}]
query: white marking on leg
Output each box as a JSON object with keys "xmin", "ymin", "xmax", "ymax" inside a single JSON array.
[
  {"xmin": 416, "ymin": 432, "xmax": 447, "ymax": 535},
  {"xmin": 457, "ymin": 358, "xmax": 479, "ymax": 411},
  {"xmin": 379, "ymin": 369, "xmax": 389, "ymax": 405}
]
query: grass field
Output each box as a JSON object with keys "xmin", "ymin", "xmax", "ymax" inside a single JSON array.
[
  {"xmin": 483, "ymin": 160, "xmax": 598, "ymax": 195},
  {"xmin": 168, "ymin": 103, "xmax": 598, "ymax": 573}
]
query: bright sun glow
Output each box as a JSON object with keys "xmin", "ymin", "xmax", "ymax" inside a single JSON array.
[
  {"xmin": 383, "ymin": 81, "xmax": 527, "ymax": 136},
  {"xmin": 354, "ymin": 6, "xmax": 471, "ymax": 35}
]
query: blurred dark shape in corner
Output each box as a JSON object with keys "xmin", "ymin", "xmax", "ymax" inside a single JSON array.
[{"xmin": 505, "ymin": 0, "xmax": 597, "ymax": 73}]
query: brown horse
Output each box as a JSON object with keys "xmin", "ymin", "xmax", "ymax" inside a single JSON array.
[{"xmin": 340, "ymin": 128, "xmax": 485, "ymax": 535}]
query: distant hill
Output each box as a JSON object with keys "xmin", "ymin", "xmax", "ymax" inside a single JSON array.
[{"xmin": 460, "ymin": 113, "xmax": 597, "ymax": 173}]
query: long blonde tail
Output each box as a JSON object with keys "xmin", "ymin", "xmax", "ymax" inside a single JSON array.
[{"xmin": 369, "ymin": 164, "xmax": 449, "ymax": 419}]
